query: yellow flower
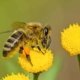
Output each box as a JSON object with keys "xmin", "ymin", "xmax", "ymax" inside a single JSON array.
[
  {"xmin": 61, "ymin": 23, "xmax": 80, "ymax": 56},
  {"xmin": 2, "ymin": 73, "xmax": 29, "ymax": 80},
  {"xmin": 18, "ymin": 48, "xmax": 53, "ymax": 73}
]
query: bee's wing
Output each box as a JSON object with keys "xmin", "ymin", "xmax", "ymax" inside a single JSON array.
[
  {"xmin": 12, "ymin": 22, "xmax": 26, "ymax": 30},
  {"xmin": 0, "ymin": 30, "xmax": 13, "ymax": 35},
  {"xmin": 0, "ymin": 22, "xmax": 26, "ymax": 35}
]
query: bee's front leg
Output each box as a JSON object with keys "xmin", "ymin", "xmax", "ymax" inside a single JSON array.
[
  {"xmin": 46, "ymin": 36, "xmax": 51, "ymax": 48},
  {"xmin": 41, "ymin": 36, "xmax": 51, "ymax": 49},
  {"xmin": 31, "ymin": 45, "xmax": 44, "ymax": 54}
]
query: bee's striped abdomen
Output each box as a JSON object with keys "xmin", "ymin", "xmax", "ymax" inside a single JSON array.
[{"xmin": 3, "ymin": 30, "xmax": 23, "ymax": 57}]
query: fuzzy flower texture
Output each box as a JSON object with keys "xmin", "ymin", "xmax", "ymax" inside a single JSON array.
[
  {"xmin": 18, "ymin": 47, "xmax": 53, "ymax": 73},
  {"xmin": 61, "ymin": 23, "xmax": 80, "ymax": 56},
  {"xmin": 2, "ymin": 73, "xmax": 29, "ymax": 80}
]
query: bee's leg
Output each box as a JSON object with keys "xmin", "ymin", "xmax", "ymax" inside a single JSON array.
[
  {"xmin": 19, "ymin": 46, "xmax": 33, "ymax": 66},
  {"xmin": 41, "ymin": 37, "xmax": 47, "ymax": 48},
  {"xmin": 26, "ymin": 55, "xmax": 33, "ymax": 66},
  {"xmin": 42, "ymin": 36, "xmax": 51, "ymax": 49},
  {"xmin": 19, "ymin": 46, "xmax": 23, "ymax": 54},
  {"xmin": 37, "ymin": 46, "xmax": 44, "ymax": 54},
  {"xmin": 31, "ymin": 45, "xmax": 44, "ymax": 54},
  {"xmin": 31, "ymin": 45, "xmax": 35, "ymax": 48},
  {"xmin": 46, "ymin": 36, "xmax": 51, "ymax": 48}
]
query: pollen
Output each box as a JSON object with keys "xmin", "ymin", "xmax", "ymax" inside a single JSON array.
[
  {"xmin": 18, "ymin": 48, "xmax": 53, "ymax": 73},
  {"xmin": 61, "ymin": 23, "xmax": 80, "ymax": 56},
  {"xmin": 23, "ymin": 47, "xmax": 30, "ymax": 55},
  {"xmin": 2, "ymin": 73, "xmax": 29, "ymax": 80}
]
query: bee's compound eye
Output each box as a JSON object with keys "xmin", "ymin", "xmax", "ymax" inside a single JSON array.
[{"xmin": 44, "ymin": 27, "xmax": 48, "ymax": 35}]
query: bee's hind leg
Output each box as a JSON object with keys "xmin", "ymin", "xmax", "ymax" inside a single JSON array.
[
  {"xmin": 26, "ymin": 55, "xmax": 33, "ymax": 66},
  {"xmin": 19, "ymin": 46, "xmax": 24, "ymax": 54},
  {"xmin": 19, "ymin": 46, "xmax": 33, "ymax": 66}
]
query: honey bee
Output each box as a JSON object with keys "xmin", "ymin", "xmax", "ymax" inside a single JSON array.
[{"xmin": 0, "ymin": 22, "xmax": 51, "ymax": 59}]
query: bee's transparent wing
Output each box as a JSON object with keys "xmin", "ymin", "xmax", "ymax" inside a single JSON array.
[
  {"xmin": 12, "ymin": 22, "xmax": 26, "ymax": 30},
  {"xmin": 0, "ymin": 22, "xmax": 26, "ymax": 35}
]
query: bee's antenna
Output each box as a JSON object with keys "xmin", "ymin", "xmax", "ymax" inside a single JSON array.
[{"xmin": 0, "ymin": 30, "xmax": 13, "ymax": 35}]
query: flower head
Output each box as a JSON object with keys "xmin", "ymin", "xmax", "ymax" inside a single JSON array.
[
  {"xmin": 61, "ymin": 23, "xmax": 80, "ymax": 56},
  {"xmin": 2, "ymin": 73, "xmax": 29, "ymax": 80},
  {"xmin": 18, "ymin": 48, "xmax": 53, "ymax": 73}
]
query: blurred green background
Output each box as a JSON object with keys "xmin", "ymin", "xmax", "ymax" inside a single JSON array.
[{"xmin": 0, "ymin": 0, "xmax": 80, "ymax": 80}]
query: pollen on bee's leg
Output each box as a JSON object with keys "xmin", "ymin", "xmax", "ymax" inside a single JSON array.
[
  {"xmin": 23, "ymin": 47, "xmax": 30, "ymax": 55},
  {"xmin": 22, "ymin": 47, "xmax": 33, "ymax": 66}
]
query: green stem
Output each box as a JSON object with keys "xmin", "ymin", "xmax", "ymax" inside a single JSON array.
[
  {"xmin": 77, "ymin": 54, "xmax": 80, "ymax": 67},
  {"xmin": 33, "ymin": 73, "xmax": 40, "ymax": 80}
]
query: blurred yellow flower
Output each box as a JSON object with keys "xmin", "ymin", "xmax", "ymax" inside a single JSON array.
[
  {"xmin": 2, "ymin": 73, "xmax": 29, "ymax": 80},
  {"xmin": 18, "ymin": 48, "xmax": 53, "ymax": 73},
  {"xmin": 61, "ymin": 23, "xmax": 80, "ymax": 56}
]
